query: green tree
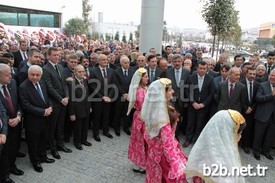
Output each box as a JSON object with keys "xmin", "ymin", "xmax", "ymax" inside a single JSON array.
[
  {"xmin": 129, "ymin": 32, "xmax": 133, "ymax": 42},
  {"xmin": 91, "ymin": 32, "xmax": 100, "ymax": 40},
  {"xmin": 271, "ymin": 35, "xmax": 275, "ymax": 47},
  {"xmin": 202, "ymin": 0, "xmax": 235, "ymax": 57},
  {"xmin": 63, "ymin": 18, "xmax": 87, "ymax": 37},
  {"xmin": 82, "ymin": 0, "xmax": 92, "ymax": 30},
  {"xmin": 122, "ymin": 32, "xmax": 127, "ymax": 43},
  {"xmin": 114, "ymin": 31, "xmax": 120, "ymax": 41},
  {"xmin": 105, "ymin": 33, "xmax": 111, "ymax": 41},
  {"xmin": 176, "ymin": 34, "xmax": 183, "ymax": 48}
]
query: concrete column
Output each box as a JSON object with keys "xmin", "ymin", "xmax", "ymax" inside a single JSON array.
[{"xmin": 139, "ymin": 0, "xmax": 165, "ymax": 55}]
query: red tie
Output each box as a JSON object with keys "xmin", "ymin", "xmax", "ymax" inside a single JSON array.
[
  {"xmin": 85, "ymin": 69, "xmax": 89, "ymax": 79},
  {"xmin": 2, "ymin": 85, "xmax": 15, "ymax": 117},
  {"xmin": 229, "ymin": 84, "xmax": 234, "ymax": 97}
]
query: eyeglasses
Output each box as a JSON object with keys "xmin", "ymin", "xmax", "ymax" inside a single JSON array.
[{"xmin": 138, "ymin": 60, "xmax": 144, "ymax": 62}]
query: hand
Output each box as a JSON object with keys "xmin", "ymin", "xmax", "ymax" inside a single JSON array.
[
  {"xmin": 123, "ymin": 93, "xmax": 128, "ymax": 100},
  {"xmin": 102, "ymin": 96, "xmax": 111, "ymax": 103},
  {"xmin": 44, "ymin": 107, "xmax": 53, "ymax": 116},
  {"xmin": 89, "ymin": 108, "xmax": 93, "ymax": 113},
  {"xmin": 61, "ymin": 97, "xmax": 69, "ymax": 106},
  {"xmin": 66, "ymin": 77, "xmax": 73, "ymax": 82},
  {"xmin": 245, "ymin": 107, "xmax": 253, "ymax": 114},
  {"xmin": 198, "ymin": 103, "xmax": 205, "ymax": 109},
  {"xmin": 192, "ymin": 102, "xmax": 200, "ymax": 110},
  {"xmin": 0, "ymin": 134, "xmax": 6, "ymax": 144},
  {"xmin": 8, "ymin": 117, "xmax": 20, "ymax": 127},
  {"xmin": 70, "ymin": 115, "xmax": 76, "ymax": 121}
]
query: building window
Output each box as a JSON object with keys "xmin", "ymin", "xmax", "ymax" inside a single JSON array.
[
  {"xmin": 18, "ymin": 13, "xmax": 28, "ymax": 26},
  {"xmin": 0, "ymin": 12, "xmax": 17, "ymax": 25},
  {"xmin": 30, "ymin": 14, "xmax": 54, "ymax": 27}
]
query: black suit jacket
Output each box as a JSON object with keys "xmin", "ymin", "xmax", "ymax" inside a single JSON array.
[
  {"xmin": 0, "ymin": 79, "xmax": 21, "ymax": 118},
  {"xmin": 19, "ymin": 79, "xmax": 51, "ymax": 131},
  {"xmin": 254, "ymin": 81, "xmax": 275, "ymax": 123},
  {"xmin": 240, "ymin": 79, "xmax": 260, "ymax": 112},
  {"xmin": 13, "ymin": 50, "xmax": 25, "ymax": 69},
  {"xmin": 115, "ymin": 68, "xmax": 134, "ymax": 96},
  {"xmin": 0, "ymin": 101, "xmax": 8, "ymax": 135},
  {"xmin": 165, "ymin": 67, "xmax": 191, "ymax": 102},
  {"xmin": 147, "ymin": 67, "xmax": 163, "ymax": 84},
  {"xmin": 18, "ymin": 59, "xmax": 28, "ymax": 71},
  {"xmin": 185, "ymin": 73, "xmax": 215, "ymax": 106},
  {"xmin": 68, "ymin": 78, "xmax": 90, "ymax": 119},
  {"xmin": 216, "ymin": 80, "xmax": 247, "ymax": 112},
  {"xmin": 89, "ymin": 67, "xmax": 116, "ymax": 100},
  {"xmin": 18, "ymin": 64, "xmax": 29, "ymax": 85},
  {"xmin": 42, "ymin": 62, "xmax": 69, "ymax": 107}
]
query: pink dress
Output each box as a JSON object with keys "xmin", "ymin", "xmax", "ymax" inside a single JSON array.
[
  {"xmin": 128, "ymin": 87, "xmax": 147, "ymax": 168},
  {"xmin": 144, "ymin": 123, "xmax": 188, "ymax": 183}
]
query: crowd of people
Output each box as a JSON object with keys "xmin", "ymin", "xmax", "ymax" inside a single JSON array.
[{"xmin": 0, "ymin": 37, "xmax": 274, "ymax": 182}]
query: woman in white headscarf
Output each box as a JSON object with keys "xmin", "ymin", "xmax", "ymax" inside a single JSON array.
[
  {"xmin": 141, "ymin": 78, "xmax": 198, "ymax": 183},
  {"xmin": 127, "ymin": 68, "xmax": 148, "ymax": 173},
  {"xmin": 185, "ymin": 109, "xmax": 246, "ymax": 183}
]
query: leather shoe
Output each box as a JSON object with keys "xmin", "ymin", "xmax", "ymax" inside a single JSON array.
[
  {"xmin": 124, "ymin": 129, "xmax": 131, "ymax": 135},
  {"xmin": 115, "ymin": 130, "xmax": 121, "ymax": 136},
  {"xmin": 82, "ymin": 141, "xmax": 92, "ymax": 146},
  {"xmin": 254, "ymin": 153, "xmax": 260, "ymax": 160},
  {"xmin": 10, "ymin": 167, "xmax": 24, "ymax": 176},
  {"xmin": 243, "ymin": 147, "xmax": 250, "ymax": 154},
  {"xmin": 17, "ymin": 151, "xmax": 26, "ymax": 158},
  {"xmin": 41, "ymin": 157, "xmax": 55, "ymax": 163},
  {"xmin": 1, "ymin": 177, "xmax": 15, "ymax": 183},
  {"xmin": 133, "ymin": 168, "xmax": 146, "ymax": 174},
  {"xmin": 57, "ymin": 146, "xmax": 72, "ymax": 153},
  {"xmin": 94, "ymin": 135, "xmax": 101, "ymax": 142},
  {"xmin": 75, "ymin": 144, "xmax": 83, "ymax": 150},
  {"xmin": 103, "ymin": 132, "xmax": 113, "ymax": 139},
  {"xmin": 51, "ymin": 150, "xmax": 61, "ymax": 159},
  {"xmin": 182, "ymin": 141, "xmax": 190, "ymax": 147},
  {"xmin": 33, "ymin": 163, "xmax": 43, "ymax": 173},
  {"xmin": 262, "ymin": 152, "xmax": 273, "ymax": 160}
]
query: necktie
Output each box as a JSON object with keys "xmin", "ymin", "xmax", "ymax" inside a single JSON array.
[
  {"xmin": 23, "ymin": 52, "xmax": 27, "ymax": 60},
  {"xmin": 35, "ymin": 83, "xmax": 45, "ymax": 102},
  {"xmin": 2, "ymin": 85, "xmax": 14, "ymax": 117},
  {"xmin": 55, "ymin": 65, "xmax": 60, "ymax": 77},
  {"xmin": 85, "ymin": 69, "xmax": 89, "ymax": 79},
  {"xmin": 249, "ymin": 81, "xmax": 253, "ymax": 102},
  {"xmin": 175, "ymin": 70, "xmax": 180, "ymax": 87},
  {"xmin": 268, "ymin": 65, "xmax": 271, "ymax": 75},
  {"xmin": 229, "ymin": 84, "xmax": 234, "ymax": 97},
  {"xmin": 102, "ymin": 69, "xmax": 107, "ymax": 78},
  {"xmin": 222, "ymin": 77, "xmax": 226, "ymax": 82},
  {"xmin": 199, "ymin": 77, "xmax": 203, "ymax": 92},
  {"xmin": 150, "ymin": 70, "xmax": 155, "ymax": 83},
  {"xmin": 102, "ymin": 68, "xmax": 108, "ymax": 85},
  {"xmin": 124, "ymin": 70, "xmax": 128, "ymax": 81}
]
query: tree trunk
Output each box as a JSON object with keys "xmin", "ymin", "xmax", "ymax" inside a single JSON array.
[
  {"xmin": 215, "ymin": 35, "xmax": 220, "ymax": 62},
  {"xmin": 211, "ymin": 34, "xmax": 216, "ymax": 57}
]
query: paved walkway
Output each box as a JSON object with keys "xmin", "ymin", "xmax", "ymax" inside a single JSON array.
[{"xmin": 11, "ymin": 129, "xmax": 275, "ymax": 183}]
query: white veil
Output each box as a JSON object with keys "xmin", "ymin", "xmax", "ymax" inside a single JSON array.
[
  {"xmin": 185, "ymin": 110, "xmax": 246, "ymax": 183},
  {"xmin": 140, "ymin": 79, "xmax": 171, "ymax": 138},
  {"xmin": 127, "ymin": 68, "xmax": 147, "ymax": 115}
]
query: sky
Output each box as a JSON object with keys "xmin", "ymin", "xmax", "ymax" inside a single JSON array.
[{"xmin": 91, "ymin": 0, "xmax": 275, "ymax": 29}]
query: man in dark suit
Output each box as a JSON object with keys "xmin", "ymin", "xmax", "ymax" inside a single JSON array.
[
  {"xmin": 147, "ymin": 55, "xmax": 163, "ymax": 85},
  {"xmin": 19, "ymin": 65, "xmax": 55, "ymax": 173},
  {"xmin": 114, "ymin": 56, "xmax": 134, "ymax": 136},
  {"xmin": 90, "ymin": 54, "xmax": 116, "ymax": 142},
  {"xmin": 68, "ymin": 65, "xmax": 92, "ymax": 150},
  {"xmin": 0, "ymin": 101, "xmax": 8, "ymax": 157},
  {"xmin": 191, "ymin": 49, "xmax": 203, "ymax": 72},
  {"xmin": 80, "ymin": 55, "xmax": 93, "ymax": 80},
  {"xmin": 253, "ymin": 69, "xmax": 275, "ymax": 161},
  {"xmin": 18, "ymin": 48, "xmax": 41, "ymax": 85},
  {"xmin": 265, "ymin": 52, "xmax": 275, "ymax": 75},
  {"xmin": 216, "ymin": 67, "xmax": 247, "ymax": 113},
  {"xmin": 165, "ymin": 54, "xmax": 191, "ymax": 138},
  {"xmin": 42, "ymin": 47, "xmax": 72, "ymax": 160},
  {"xmin": 240, "ymin": 67, "xmax": 260, "ymax": 154},
  {"xmin": 255, "ymin": 64, "xmax": 268, "ymax": 83},
  {"xmin": 63, "ymin": 54, "xmax": 78, "ymax": 143},
  {"xmin": 213, "ymin": 53, "xmax": 228, "ymax": 72},
  {"xmin": 12, "ymin": 40, "xmax": 28, "ymax": 69},
  {"xmin": 0, "ymin": 64, "xmax": 23, "ymax": 182},
  {"xmin": 183, "ymin": 61, "xmax": 215, "ymax": 147}
]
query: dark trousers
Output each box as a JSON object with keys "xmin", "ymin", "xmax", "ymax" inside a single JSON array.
[
  {"xmin": 73, "ymin": 117, "xmax": 89, "ymax": 145},
  {"xmin": 174, "ymin": 100, "xmax": 187, "ymax": 138},
  {"xmin": 114, "ymin": 99, "xmax": 130, "ymax": 131},
  {"xmin": 92, "ymin": 102, "xmax": 110, "ymax": 136},
  {"xmin": 64, "ymin": 108, "xmax": 73, "ymax": 140},
  {"xmin": 241, "ymin": 113, "xmax": 255, "ymax": 148},
  {"xmin": 186, "ymin": 106, "xmax": 208, "ymax": 142},
  {"xmin": 253, "ymin": 113, "xmax": 275, "ymax": 154},
  {"xmin": 0, "ymin": 124, "xmax": 21, "ymax": 178},
  {"xmin": 26, "ymin": 128, "xmax": 48, "ymax": 165},
  {"xmin": 49, "ymin": 105, "xmax": 66, "ymax": 150}
]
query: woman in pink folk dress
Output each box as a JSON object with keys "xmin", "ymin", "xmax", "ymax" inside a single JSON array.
[
  {"xmin": 127, "ymin": 68, "xmax": 148, "ymax": 174},
  {"xmin": 141, "ymin": 78, "xmax": 201, "ymax": 183}
]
